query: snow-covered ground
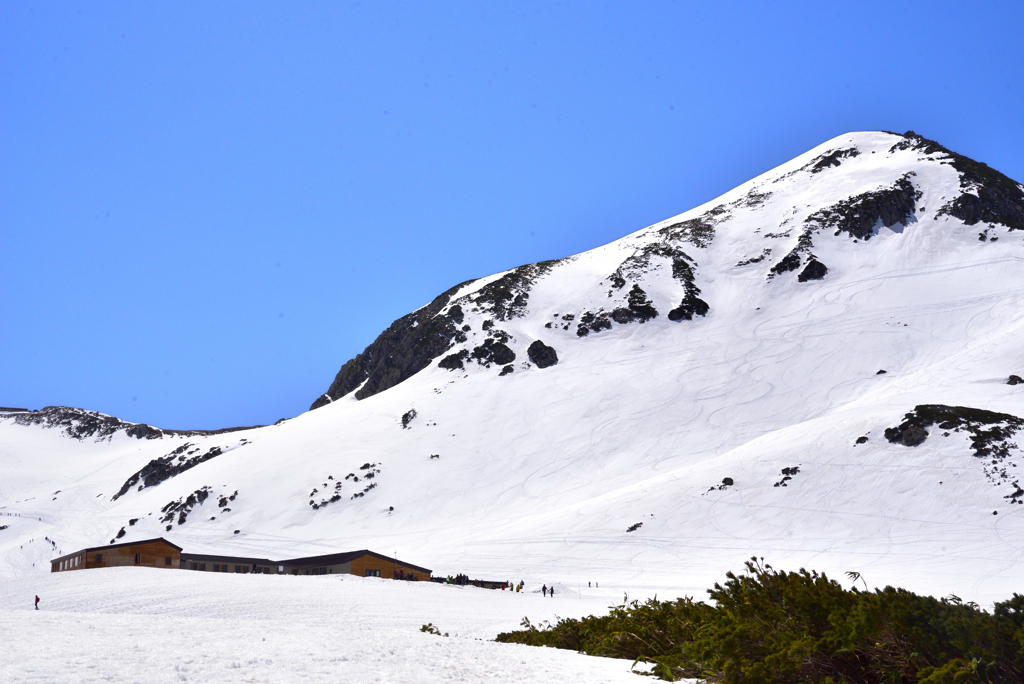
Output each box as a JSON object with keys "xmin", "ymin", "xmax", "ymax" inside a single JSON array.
[
  {"xmin": 0, "ymin": 567, "xmax": 644, "ymax": 683},
  {"xmin": 2, "ymin": 131, "xmax": 1024, "ymax": 681}
]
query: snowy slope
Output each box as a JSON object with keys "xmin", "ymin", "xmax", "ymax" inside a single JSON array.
[{"xmin": 3, "ymin": 130, "xmax": 1024, "ymax": 608}]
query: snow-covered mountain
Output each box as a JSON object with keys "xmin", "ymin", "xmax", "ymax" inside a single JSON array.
[{"xmin": 4, "ymin": 130, "xmax": 1024, "ymax": 604}]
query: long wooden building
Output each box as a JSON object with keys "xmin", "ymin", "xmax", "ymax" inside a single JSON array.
[
  {"xmin": 178, "ymin": 549, "xmax": 431, "ymax": 580},
  {"xmin": 51, "ymin": 538, "xmax": 182, "ymax": 572},
  {"xmin": 51, "ymin": 538, "xmax": 432, "ymax": 581},
  {"xmin": 282, "ymin": 549, "xmax": 432, "ymax": 580}
]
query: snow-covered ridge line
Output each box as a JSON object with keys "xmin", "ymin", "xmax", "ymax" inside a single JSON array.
[{"xmin": 0, "ymin": 405, "xmax": 264, "ymax": 442}]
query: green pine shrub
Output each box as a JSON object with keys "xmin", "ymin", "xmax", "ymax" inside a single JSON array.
[{"xmin": 495, "ymin": 558, "xmax": 1024, "ymax": 683}]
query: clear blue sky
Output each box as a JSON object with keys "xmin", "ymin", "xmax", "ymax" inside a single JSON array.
[{"xmin": 2, "ymin": 1, "xmax": 1022, "ymax": 429}]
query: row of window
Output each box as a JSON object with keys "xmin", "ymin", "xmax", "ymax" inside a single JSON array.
[
  {"xmin": 188, "ymin": 562, "xmax": 278, "ymax": 574},
  {"xmin": 57, "ymin": 556, "xmax": 82, "ymax": 571}
]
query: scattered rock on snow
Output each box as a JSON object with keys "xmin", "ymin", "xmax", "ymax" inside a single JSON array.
[
  {"xmin": 527, "ymin": 341, "xmax": 558, "ymax": 368},
  {"xmin": 797, "ymin": 259, "xmax": 828, "ymax": 282}
]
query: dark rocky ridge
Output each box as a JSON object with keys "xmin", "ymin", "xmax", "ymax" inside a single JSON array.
[
  {"xmin": 111, "ymin": 442, "xmax": 243, "ymax": 501},
  {"xmin": 1, "ymin": 406, "xmax": 261, "ymax": 442},
  {"xmin": 891, "ymin": 131, "xmax": 1024, "ymax": 230},
  {"xmin": 769, "ymin": 172, "xmax": 919, "ymax": 280},
  {"xmin": 310, "ymin": 280, "xmax": 475, "ymax": 409},
  {"xmin": 806, "ymin": 173, "xmax": 920, "ymax": 241},
  {"xmin": 473, "ymin": 260, "xmax": 562, "ymax": 321}
]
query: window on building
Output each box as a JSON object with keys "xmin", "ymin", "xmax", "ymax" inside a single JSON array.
[
  {"xmin": 165, "ymin": 557, "xmax": 172, "ymax": 566},
  {"xmin": 214, "ymin": 564, "xmax": 220, "ymax": 572},
  {"xmin": 134, "ymin": 553, "xmax": 141, "ymax": 564},
  {"xmin": 235, "ymin": 565, "xmax": 241, "ymax": 573},
  {"xmin": 365, "ymin": 569, "xmax": 381, "ymax": 577},
  {"xmin": 191, "ymin": 562, "xmax": 198, "ymax": 570},
  {"xmin": 200, "ymin": 563, "xmax": 206, "ymax": 571},
  {"xmin": 96, "ymin": 554, "xmax": 103, "ymax": 563}
]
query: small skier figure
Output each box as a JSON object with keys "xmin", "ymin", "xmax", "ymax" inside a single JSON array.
[
  {"xmin": 542, "ymin": 584, "xmax": 547, "ymax": 597},
  {"xmin": 35, "ymin": 595, "xmax": 39, "ymax": 610},
  {"xmin": 550, "ymin": 586, "xmax": 554, "ymax": 597}
]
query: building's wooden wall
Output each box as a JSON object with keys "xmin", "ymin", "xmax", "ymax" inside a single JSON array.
[
  {"xmin": 350, "ymin": 554, "xmax": 430, "ymax": 581},
  {"xmin": 83, "ymin": 541, "xmax": 180, "ymax": 570}
]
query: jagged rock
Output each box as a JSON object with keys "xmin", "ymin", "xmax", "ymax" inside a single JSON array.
[
  {"xmin": 668, "ymin": 296, "xmax": 709, "ymax": 321},
  {"xmin": 798, "ymin": 259, "xmax": 828, "ymax": 282},
  {"xmin": 401, "ymin": 409, "xmax": 417, "ymax": 429},
  {"xmin": 885, "ymin": 404, "xmax": 1024, "ymax": 454},
  {"xmin": 807, "ymin": 147, "xmax": 860, "ymax": 173},
  {"xmin": 438, "ymin": 350, "xmax": 468, "ymax": 371},
  {"xmin": 769, "ymin": 251, "xmax": 802, "ymax": 276},
  {"xmin": 112, "ymin": 445, "xmax": 224, "ymax": 500},
  {"xmin": 610, "ymin": 308, "xmax": 634, "ymax": 324},
  {"xmin": 527, "ymin": 341, "xmax": 558, "ymax": 368},
  {"xmin": 310, "ymin": 285, "xmax": 475, "ymax": 408},
  {"xmin": 499, "ymin": 365, "xmax": 514, "ymax": 376},
  {"xmin": 886, "ymin": 424, "xmax": 929, "ymax": 447},
  {"xmin": 806, "ymin": 174, "xmax": 919, "ymax": 241},
  {"xmin": 894, "ymin": 132, "xmax": 1024, "ymax": 230},
  {"xmin": 627, "ymin": 285, "xmax": 658, "ymax": 322},
  {"xmin": 471, "ymin": 339, "xmax": 515, "ymax": 367},
  {"xmin": 473, "ymin": 261, "xmax": 561, "ymax": 321},
  {"xmin": 1008, "ymin": 375, "xmax": 1023, "ymax": 386}
]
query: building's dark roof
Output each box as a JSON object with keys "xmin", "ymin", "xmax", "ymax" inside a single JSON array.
[
  {"xmin": 51, "ymin": 537, "xmax": 183, "ymax": 564},
  {"xmin": 181, "ymin": 553, "xmax": 277, "ymax": 565},
  {"xmin": 282, "ymin": 549, "xmax": 431, "ymax": 574}
]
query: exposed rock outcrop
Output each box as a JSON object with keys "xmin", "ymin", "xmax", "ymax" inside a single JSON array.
[
  {"xmin": 892, "ymin": 131, "xmax": 1024, "ymax": 230},
  {"xmin": 527, "ymin": 340, "xmax": 558, "ymax": 368},
  {"xmin": 310, "ymin": 283, "xmax": 475, "ymax": 408}
]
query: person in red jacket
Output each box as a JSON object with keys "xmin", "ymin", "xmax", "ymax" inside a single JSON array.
[{"xmin": 35, "ymin": 595, "xmax": 39, "ymax": 610}]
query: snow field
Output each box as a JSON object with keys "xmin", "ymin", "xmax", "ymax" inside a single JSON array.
[{"xmin": 0, "ymin": 567, "xmax": 643, "ymax": 683}]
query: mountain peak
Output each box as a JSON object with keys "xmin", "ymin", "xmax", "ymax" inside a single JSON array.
[{"xmin": 311, "ymin": 131, "xmax": 1024, "ymax": 407}]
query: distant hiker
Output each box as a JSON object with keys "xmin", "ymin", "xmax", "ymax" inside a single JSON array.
[
  {"xmin": 588, "ymin": 581, "xmax": 591, "ymax": 588},
  {"xmin": 34, "ymin": 595, "xmax": 39, "ymax": 610},
  {"xmin": 542, "ymin": 584, "xmax": 547, "ymax": 597},
  {"xmin": 550, "ymin": 586, "xmax": 554, "ymax": 597}
]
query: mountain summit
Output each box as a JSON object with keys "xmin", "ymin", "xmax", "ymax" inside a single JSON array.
[
  {"xmin": 4, "ymin": 131, "xmax": 1024, "ymax": 602},
  {"xmin": 310, "ymin": 130, "xmax": 1024, "ymax": 407}
]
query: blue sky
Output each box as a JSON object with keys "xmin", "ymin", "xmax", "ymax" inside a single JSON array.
[{"xmin": 2, "ymin": 1, "xmax": 1022, "ymax": 429}]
